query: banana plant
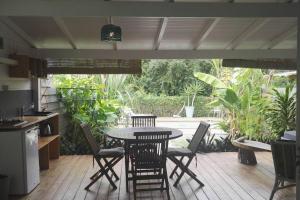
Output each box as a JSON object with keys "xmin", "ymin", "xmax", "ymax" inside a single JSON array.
[{"xmin": 194, "ymin": 69, "xmax": 271, "ymax": 140}]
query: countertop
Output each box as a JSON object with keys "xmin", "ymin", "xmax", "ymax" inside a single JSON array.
[{"xmin": 0, "ymin": 112, "xmax": 59, "ymax": 131}]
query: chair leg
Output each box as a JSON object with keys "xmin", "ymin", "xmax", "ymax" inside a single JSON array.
[
  {"xmin": 91, "ymin": 157, "xmax": 121, "ymax": 180},
  {"xmin": 169, "ymin": 156, "xmax": 204, "ymax": 187},
  {"xmin": 90, "ymin": 170, "xmax": 100, "ymax": 180},
  {"xmin": 133, "ymin": 177, "xmax": 137, "ymax": 200},
  {"xmin": 170, "ymin": 156, "xmax": 183, "ymax": 178},
  {"xmin": 161, "ymin": 169, "xmax": 165, "ymax": 190},
  {"xmin": 85, "ymin": 172, "xmax": 102, "ymax": 190},
  {"xmin": 104, "ymin": 158, "xmax": 119, "ymax": 180},
  {"xmin": 173, "ymin": 157, "xmax": 193, "ymax": 187},
  {"xmin": 98, "ymin": 160, "xmax": 117, "ymax": 189},
  {"xmin": 269, "ymin": 177, "xmax": 280, "ymax": 200},
  {"xmin": 164, "ymin": 167, "xmax": 171, "ymax": 200},
  {"xmin": 86, "ymin": 158, "xmax": 119, "ymax": 190}
]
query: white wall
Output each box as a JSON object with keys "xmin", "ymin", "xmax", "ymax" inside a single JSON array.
[{"xmin": 0, "ymin": 20, "xmax": 34, "ymax": 91}]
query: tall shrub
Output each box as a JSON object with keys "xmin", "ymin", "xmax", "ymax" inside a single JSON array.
[
  {"xmin": 54, "ymin": 75, "xmax": 120, "ymax": 154},
  {"xmin": 266, "ymin": 83, "xmax": 296, "ymax": 138},
  {"xmin": 195, "ymin": 68, "xmax": 274, "ymax": 141}
]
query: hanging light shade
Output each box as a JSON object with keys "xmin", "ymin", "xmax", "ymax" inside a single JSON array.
[{"xmin": 101, "ymin": 24, "xmax": 122, "ymax": 42}]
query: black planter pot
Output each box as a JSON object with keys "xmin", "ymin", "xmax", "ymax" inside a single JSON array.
[{"xmin": 0, "ymin": 175, "xmax": 10, "ymax": 200}]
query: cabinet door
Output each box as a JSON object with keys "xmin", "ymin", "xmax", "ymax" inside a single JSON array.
[{"xmin": 9, "ymin": 55, "xmax": 31, "ymax": 78}]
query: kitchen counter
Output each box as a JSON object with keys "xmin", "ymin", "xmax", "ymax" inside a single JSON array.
[{"xmin": 0, "ymin": 112, "xmax": 59, "ymax": 131}]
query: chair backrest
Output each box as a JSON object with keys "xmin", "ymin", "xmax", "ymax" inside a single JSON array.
[
  {"xmin": 271, "ymin": 140, "xmax": 296, "ymax": 181},
  {"xmin": 188, "ymin": 121, "xmax": 210, "ymax": 154},
  {"xmin": 132, "ymin": 131, "xmax": 171, "ymax": 169},
  {"xmin": 80, "ymin": 123, "xmax": 100, "ymax": 156},
  {"xmin": 131, "ymin": 114, "xmax": 157, "ymax": 127}
]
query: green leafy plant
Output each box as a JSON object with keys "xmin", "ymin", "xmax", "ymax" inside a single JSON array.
[
  {"xmin": 54, "ymin": 75, "xmax": 121, "ymax": 154},
  {"xmin": 125, "ymin": 59, "xmax": 214, "ymax": 96},
  {"xmin": 195, "ymin": 68, "xmax": 274, "ymax": 141},
  {"xmin": 196, "ymin": 134, "xmax": 237, "ymax": 153},
  {"xmin": 266, "ymin": 82, "xmax": 296, "ymax": 138},
  {"xmin": 183, "ymin": 82, "xmax": 204, "ymax": 107}
]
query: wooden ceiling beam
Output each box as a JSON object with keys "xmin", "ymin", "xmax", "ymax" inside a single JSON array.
[
  {"xmin": 47, "ymin": 67, "xmax": 142, "ymax": 74},
  {"xmin": 222, "ymin": 58, "xmax": 296, "ymax": 70},
  {"xmin": 154, "ymin": 17, "xmax": 168, "ymax": 50},
  {"xmin": 0, "ymin": 17, "xmax": 37, "ymax": 48},
  {"xmin": 36, "ymin": 49, "xmax": 296, "ymax": 59},
  {"xmin": 194, "ymin": 18, "xmax": 221, "ymax": 50},
  {"xmin": 226, "ymin": 18, "xmax": 270, "ymax": 49},
  {"xmin": 53, "ymin": 17, "xmax": 77, "ymax": 49},
  {"xmin": 0, "ymin": 1, "xmax": 298, "ymax": 17},
  {"xmin": 261, "ymin": 25, "xmax": 297, "ymax": 49}
]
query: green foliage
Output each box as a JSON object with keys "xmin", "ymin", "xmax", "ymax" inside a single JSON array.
[
  {"xmin": 125, "ymin": 59, "xmax": 213, "ymax": 96},
  {"xmin": 126, "ymin": 94, "xmax": 212, "ymax": 117},
  {"xmin": 197, "ymin": 134, "xmax": 237, "ymax": 153},
  {"xmin": 183, "ymin": 82, "xmax": 205, "ymax": 106},
  {"xmin": 266, "ymin": 83, "xmax": 296, "ymax": 138},
  {"xmin": 54, "ymin": 75, "xmax": 120, "ymax": 154},
  {"xmin": 97, "ymin": 74, "xmax": 128, "ymax": 99},
  {"xmin": 194, "ymin": 72, "xmax": 227, "ymax": 89},
  {"xmin": 196, "ymin": 68, "xmax": 275, "ymax": 142}
]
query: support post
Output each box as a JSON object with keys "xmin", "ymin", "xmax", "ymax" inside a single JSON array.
[{"xmin": 296, "ymin": 11, "xmax": 300, "ymax": 200}]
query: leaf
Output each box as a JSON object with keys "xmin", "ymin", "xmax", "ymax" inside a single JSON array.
[{"xmin": 194, "ymin": 72, "xmax": 227, "ymax": 89}]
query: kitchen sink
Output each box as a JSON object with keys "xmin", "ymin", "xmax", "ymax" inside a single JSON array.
[{"xmin": 24, "ymin": 111, "xmax": 53, "ymax": 116}]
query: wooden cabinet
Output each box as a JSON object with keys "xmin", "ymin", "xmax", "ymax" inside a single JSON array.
[
  {"xmin": 9, "ymin": 55, "xmax": 31, "ymax": 78},
  {"xmin": 9, "ymin": 54, "xmax": 47, "ymax": 78}
]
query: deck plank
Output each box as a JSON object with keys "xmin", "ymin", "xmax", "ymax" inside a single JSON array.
[{"xmin": 11, "ymin": 152, "xmax": 296, "ymax": 200}]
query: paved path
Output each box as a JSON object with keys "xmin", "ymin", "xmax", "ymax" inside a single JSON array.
[{"xmin": 157, "ymin": 117, "xmax": 226, "ymax": 147}]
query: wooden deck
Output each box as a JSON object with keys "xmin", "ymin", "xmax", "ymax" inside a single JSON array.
[{"xmin": 13, "ymin": 152, "xmax": 295, "ymax": 200}]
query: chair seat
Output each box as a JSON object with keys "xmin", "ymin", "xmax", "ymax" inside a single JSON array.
[
  {"xmin": 167, "ymin": 147, "xmax": 194, "ymax": 156},
  {"xmin": 98, "ymin": 147, "xmax": 124, "ymax": 157}
]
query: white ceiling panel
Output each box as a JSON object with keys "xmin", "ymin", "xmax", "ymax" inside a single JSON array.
[
  {"xmin": 159, "ymin": 40, "xmax": 195, "ymax": 50},
  {"xmin": 61, "ymin": 17, "xmax": 113, "ymax": 49},
  {"xmin": 273, "ymin": 33, "xmax": 297, "ymax": 49},
  {"xmin": 238, "ymin": 18, "xmax": 297, "ymax": 49},
  {"xmin": 114, "ymin": 17, "xmax": 160, "ymax": 49},
  {"xmin": 200, "ymin": 18, "xmax": 254, "ymax": 49},
  {"xmin": 5, "ymin": 15, "xmax": 297, "ymax": 51},
  {"xmin": 9, "ymin": 16, "xmax": 72, "ymax": 49},
  {"xmin": 160, "ymin": 18, "xmax": 208, "ymax": 49},
  {"xmin": 109, "ymin": 17, "xmax": 160, "ymax": 49}
]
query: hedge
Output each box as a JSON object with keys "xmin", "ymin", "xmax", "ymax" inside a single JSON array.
[{"xmin": 130, "ymin": 95, "xmax": 213, "ymax": 117}]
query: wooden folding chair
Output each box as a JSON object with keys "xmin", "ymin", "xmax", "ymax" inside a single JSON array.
[
  {"xmin": 131, "ymin": 114, "xmax": 157, "ymax": 127},
  {"xmin": 130, "ymin": 131, "xmax": 171, "ymax": 200},
  {"xmin": 269, "ymin": 140, "xmax": 296, "ymax": 200},
  {"xmin": 80, "ymin": 124, "xmax": 124, "ymax": 190},
  {"xmin": 167, "ymin": 121, "xmax": 210, "ymax": 187}
]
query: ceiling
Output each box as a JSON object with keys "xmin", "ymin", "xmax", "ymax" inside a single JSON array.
[
  {"xmin": 3, "ymin": 16, "xmax": 297, "ymax": 49},
  {"xmin": 0, "ymin": 0, "xmax": 298, "ymax": 59}
]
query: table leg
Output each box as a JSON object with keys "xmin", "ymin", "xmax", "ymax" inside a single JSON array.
[
  {"xmin": 125, "ymin": 141, "xmax": 129, "ymax": 192},
  {"xmin": 238, "ymin": 148, "xmax": 257, "ymax": 165}
]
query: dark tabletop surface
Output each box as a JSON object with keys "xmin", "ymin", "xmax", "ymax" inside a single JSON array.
[{"xmin": 106, "ymin": 127, "xmax": 183, "ymax": 141}]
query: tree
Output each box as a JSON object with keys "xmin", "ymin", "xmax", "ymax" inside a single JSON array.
[{"xmin": 126, "ymin": 59, "xmax": 214, "ymax": 96}]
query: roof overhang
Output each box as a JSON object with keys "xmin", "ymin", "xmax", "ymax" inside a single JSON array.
[{"xmin": 1, "ymin": 0, "xmax": 299, "ymax": 18}]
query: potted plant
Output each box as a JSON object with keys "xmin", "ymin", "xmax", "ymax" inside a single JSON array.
[{"xmin": 184, "ymin": 83, "xmax": 203, "ymax": 118}]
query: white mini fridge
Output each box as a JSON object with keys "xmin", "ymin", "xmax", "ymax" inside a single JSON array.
[{"xmin": 0, "ymin": 126, "xmax": 40, "ymax": 194}]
